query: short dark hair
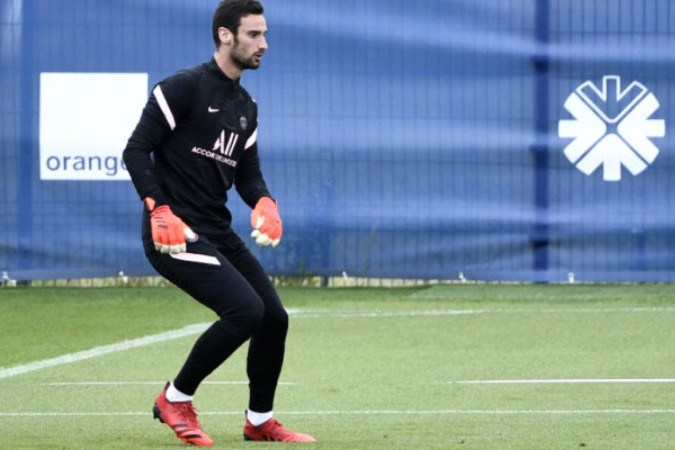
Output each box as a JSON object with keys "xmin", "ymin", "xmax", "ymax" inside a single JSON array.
[{"xmin": 212, "ymin": 0, "xmax": 264, "ymax": 48}]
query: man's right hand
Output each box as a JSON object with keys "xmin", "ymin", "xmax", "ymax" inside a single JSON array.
[{"xmin": 145, "ymin": 198, "xmax": 197, "ymax": 254}]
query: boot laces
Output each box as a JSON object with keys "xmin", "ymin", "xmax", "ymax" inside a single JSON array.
[{"xmin": 176, "ymin": 402, "xmax": 200, "ymax": 429}]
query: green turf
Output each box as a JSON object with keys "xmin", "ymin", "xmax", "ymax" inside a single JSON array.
[{"xmin": 0, "ymin": 284, "xmax": 674, "ymax": 449}]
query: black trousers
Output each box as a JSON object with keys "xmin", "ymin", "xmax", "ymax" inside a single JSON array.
[{"xmin": 143, "ymin": 222, "xmax": 288, "ymax": 413}]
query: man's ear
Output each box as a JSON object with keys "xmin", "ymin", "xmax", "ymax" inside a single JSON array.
[{"xmin": 218, "ymin": 27, "xmax": 232, "ymax": 45}]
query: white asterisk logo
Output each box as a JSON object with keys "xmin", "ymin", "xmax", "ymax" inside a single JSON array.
[{"xmin": 558, "ymin": 75, "xmax": 665, "ymax": 181}]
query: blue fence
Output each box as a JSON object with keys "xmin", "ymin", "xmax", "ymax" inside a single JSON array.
[{"xmin": 1, "ymin": 0, "xmax": 674, "ymax": 282}]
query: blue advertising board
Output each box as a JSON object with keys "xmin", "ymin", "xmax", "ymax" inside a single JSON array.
[{"xmin": 1, "ymin": 1, "xmax": 673, "ymax": 282}]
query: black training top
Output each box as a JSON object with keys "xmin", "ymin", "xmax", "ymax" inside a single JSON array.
[{"xmin": 123, "ymin": 58, "xmax": 271, "ymax": 236}]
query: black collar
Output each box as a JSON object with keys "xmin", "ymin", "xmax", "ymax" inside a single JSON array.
[{"xmin": 207, "ymin": 58, "xmax": 240, "ymax": 88}]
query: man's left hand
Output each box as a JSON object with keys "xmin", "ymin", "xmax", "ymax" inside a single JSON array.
[{"xmin": 250, "ymin": 197, "xmax": 282, "ymax": 247}]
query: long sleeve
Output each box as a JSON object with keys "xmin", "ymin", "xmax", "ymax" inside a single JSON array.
[
  {"xmin": 123, "ymin": 72, "xmax": 194, "ymax": 206},
  {"xmin": 122, "ymin": 93, "xmax": 172, "ymax": 206},
  {"xmin": 235, "ymin": 139, "xmax": 272, "ymax": 208}
]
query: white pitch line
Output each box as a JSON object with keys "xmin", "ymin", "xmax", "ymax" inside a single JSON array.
[
  {"xmin": 1, "ymin": 409, "xmax": 674, "ymax": 418},
  {"xmin": 451, "ymin": 379, "xmax": 675, "ymax": 385},
  {"xmin": 0, "ymin": 323, "xmax": 210, "ymax": 380},
  {"xmin": 0, "ymin": 310, "xmax": 487, "ymax": 381},
  {"xmin": 288, "ymin": 307, "xmax": 675, "ymax": 318},
  {"xmin": 288, "ymin": 309, "xmax": 488, "ymax": 318},
  {"xmin": 40, "ymin": 381, "xmax": 297, "ymax": 386},
  {"xmin": 2, "ymin": 306, "xmax": 673, "ymax": 381}
]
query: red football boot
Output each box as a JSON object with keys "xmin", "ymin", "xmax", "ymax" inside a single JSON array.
[
  {"xmin": 152, "ymin": 382, "xmax": 214, "ymax": 447},
  {"xmin": 243, "ymin": 415, "xmax": 316, "ymax": 442}
]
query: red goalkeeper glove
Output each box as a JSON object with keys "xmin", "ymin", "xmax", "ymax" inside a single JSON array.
[
  {"xmin": 250, "ymin": 197, "xmax": 282, "ymax": 247},
  {"xmin": 145, "ymin": 198, "xmax": 197, "ymax": 254}
]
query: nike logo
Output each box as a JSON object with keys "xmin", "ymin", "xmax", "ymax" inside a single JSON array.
[{"xmin": 208, "ymin": 107, "xmax": 220, "ymax": 113}]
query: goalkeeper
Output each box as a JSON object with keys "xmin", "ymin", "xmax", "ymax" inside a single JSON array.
[{"xmin": 122, "ymin": 0, "xmax": 314, "ymax": 446}]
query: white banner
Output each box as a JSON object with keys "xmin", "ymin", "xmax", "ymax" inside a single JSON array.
[{"xmin": 39, "ymin": 72, "xmax": 148, "ymax": 180}]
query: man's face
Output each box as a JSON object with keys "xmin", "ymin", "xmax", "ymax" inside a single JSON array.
[{"xmin": 231, "ymin": 14, "xmax": 268, "ymax": 71}]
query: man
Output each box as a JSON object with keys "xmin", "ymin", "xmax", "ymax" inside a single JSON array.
[{"xmin": 122, "ymin": 0, "xmax": 315, "ymax": 446}]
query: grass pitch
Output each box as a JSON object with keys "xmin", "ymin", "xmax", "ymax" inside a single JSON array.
[{"xmin": 0, "ymin": 284, "xmax": 673, "ymax": 449}]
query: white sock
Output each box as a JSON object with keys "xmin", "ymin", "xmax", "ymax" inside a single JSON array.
[
  {"xmin": 247, "ymin": 409, "xmax": 273, "ymax": 426},
  {"xmin": 165, "ymin": 382, "xmax": 193, "ymax": 402}
]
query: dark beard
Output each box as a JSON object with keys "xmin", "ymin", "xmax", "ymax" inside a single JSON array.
[
  {"xmin": 232, "ymin": 52, "xmax": 259, "ymax": 71},
  {"xmin": 231, "ymin": 38, "xmax": 261, "ymax": 71}
]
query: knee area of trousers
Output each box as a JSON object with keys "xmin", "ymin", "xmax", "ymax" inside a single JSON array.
[
  {"xmin": 215, "ymin": 308, "xmax": 264, "ymax": 340},
  {"xmin": 263, "ymin": 307, "xmax": 288, "ymax": 336},
  {"xmin": 236, "ymin": 302, "xmax": 266, "ymax": 334},
  {"xmin": 248, "ymin": 306, "xmax": 266, "ymax": 331},
  {"xmin": 273, "ymin": 308, "xmax": 289, "ymax": 330}
]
